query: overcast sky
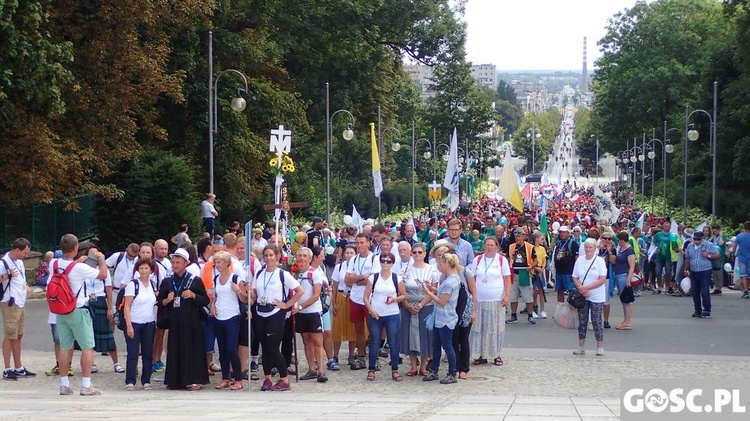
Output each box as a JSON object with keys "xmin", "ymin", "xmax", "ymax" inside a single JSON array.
[{"xmin": 464, "ymin": 0, "xmax": 647, "ymax": 71}]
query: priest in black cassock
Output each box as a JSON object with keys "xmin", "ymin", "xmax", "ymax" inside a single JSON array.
[{"xmin": 157, "ymin": 248, "xmax": 210, "ymax": 390}]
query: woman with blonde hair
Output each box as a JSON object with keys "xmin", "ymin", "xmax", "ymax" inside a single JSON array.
[
  {"xmin": 422, "ymin": 252, "xmax": 461, "ymax": 384},
  {"xmin": 572, "ymin": 238, "xmax": 608, "ymax": 356}
]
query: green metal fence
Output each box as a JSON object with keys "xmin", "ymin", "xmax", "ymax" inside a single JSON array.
[{"xmin": 1, "ymin": 196, "xmax": 96, "ymax": 252}]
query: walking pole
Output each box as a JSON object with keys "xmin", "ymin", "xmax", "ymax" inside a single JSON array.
[
  {"xmin": 247, "ymin": 304, "xmax": 253, "ymax": 392},
  {"xmin": 292, "ymin": 314, "xmax": 299, "ymax": 383}
]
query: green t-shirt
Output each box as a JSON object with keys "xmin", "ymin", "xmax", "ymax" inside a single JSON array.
[
  {"xmin": 483, "ymin": 226, "xmax": 496, "ymax": 237},
  {"xmin": 654, "ymin": 231, "xmax": 679, "ymax": 261},
  {"xmin": 469, "ymin": 238, "xmax": 484, "ymax": 252}
]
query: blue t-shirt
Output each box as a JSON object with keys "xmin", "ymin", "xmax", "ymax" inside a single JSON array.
[
  {"xmin": 735, "ymin": 232, "xmax": 750, "ymax": 262},
  {"xmin": 614, "ymin": 247, "xmax": 635, "ymax": 275},
  {"xmin": 433, "ymin": 273, "xmax": 460, "ymax": 330}
]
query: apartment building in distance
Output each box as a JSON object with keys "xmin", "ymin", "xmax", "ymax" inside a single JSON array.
[
  {"xmin": 404, "ymin": 63, "xmax": 498, "ymax": 102},
  {"xmin": 509, "ymin": 80, "xmax": 550, "ymax": 114}
]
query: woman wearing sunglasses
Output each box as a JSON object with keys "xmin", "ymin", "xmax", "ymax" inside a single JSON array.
[
  {"xmin": 398, "ymin": 243, "xmax": 439, "ymax": 377},
  {"xmin": 363, "ymin": 252, "xmax": 407, "ymax": 382}
]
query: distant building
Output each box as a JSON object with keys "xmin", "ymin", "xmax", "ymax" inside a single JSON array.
[
  {"xmin": 509, "ymin": 80, "xmax": 550, "ymax": 114},
  {"xmin": 469, "ymin": 63, "xmax": 497, "ymax": 90},
  {"xmin": 404, "ymin": 62, "xmax": 498, "ymax": 102},
  {"xmin": 404, "ymin": 64, "xmax": 437, "ymax": 102}
]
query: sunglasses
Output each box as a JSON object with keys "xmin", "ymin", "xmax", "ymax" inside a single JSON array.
[
  {"xmin": 380, "ymin": 259, "xmax": 393, "ymax": 264},
  {"xmin": 412, "ymin": 251, "xmax": 424, "ymax": 255},
  {"xmin": 601, "ymin": 237, "xmax": 612, "ymax": 240}
]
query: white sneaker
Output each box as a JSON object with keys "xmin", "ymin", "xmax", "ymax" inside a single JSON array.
[
  {"xmin": 532, "ymin": 311, "xmax": 539, "ymax": 319},
  {"xmin": 573, "ymin": 347, "xmax": 586, "ymax": 355},
  {"xmin": 596, "ymin": 347, "xmax": 605, "ymax": 356},
  {"xmin": 80, "ymin": 385, "xmax": 102, "ymax": 396},
  {"xmin": 59, "ymin": 386, "xmax": 73, "ymax": 395},
  {"xmin": 540, "ymin": 311, "xmax": 548, "ymax": 319}
]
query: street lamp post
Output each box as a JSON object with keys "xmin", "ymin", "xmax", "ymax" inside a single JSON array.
[
  {"xmin": 325, "ymin": 83, "xmax": 355, "ymax": 222},
  {"xmin": 526, "ymin": 126, "xmax": 540, "ymax": 174},
  {"xmin": 684, "ymin": 81, "xmax": 718, "ymax": 224},
  {"xmin": 378, "ymin": 118, "xmax": 402, "ymax": 220},
  {"xmin": 208, "ymin": 31, "xmax": 249, "ymax": 194},
  {"xmin": 410, "ymin": 123, "xmax": 433, "ymax": 219},
  {"xmin": 662, "ymin": 122, "xmax": 679, "ymax": 216}
]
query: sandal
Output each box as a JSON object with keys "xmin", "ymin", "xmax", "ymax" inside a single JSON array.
[
  {"xmin": 125, "ymin": 384, "xmax": 135, "ymax": 391},
  {"xmin": 391, "ymin": 370, "xmax": 403, "ymax": 382},
  {"xmin": 230, "ymin": 380, "xmax": 244, "ymax": 390},
  {"xmin": 458, "ymin": 372, "xmax": 468, "ymax": 380},
  {"xmin": 187, "ymin": 384, "xmax": 202, "ymax": 391},
  {"xmin": 615, "ymin": 323, "xmax": 632, "ymax": 330},
  {"xmin": 420, "ymin": 370, "xmax": 430, "ymax": 376},
  {"xmin": 113, "ymin": 363, "xmax": 125, "ymax": 373},
  {"xmin": 405, "ymin": 369, "xmax": 418, "ymax": 377},
  {"xmin": 493, "ymin": 357, "xmax": 504, "ymax": 366},
  {"xmin": 473, "ymin": 358, "xmax": 488, "ymax": 365},
  {"xmin": 215, "ymin": 379, "xmax": 233, "ymax": 389},
  {"xmin": 366, "ymin": 370, "xmax": 375, "ymax": 381},
  {"xmin": 143, "ymin": 383, "xmax": 152, "ymax": 390}
]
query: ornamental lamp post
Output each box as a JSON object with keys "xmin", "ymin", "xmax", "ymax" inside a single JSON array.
[
  {"xmin": 208, "ymin": 31, "xmax": 250, "ymax": 194},
  {"xmin": 326, "ymin": 82, "xmax": 356, "ymax": 222}
]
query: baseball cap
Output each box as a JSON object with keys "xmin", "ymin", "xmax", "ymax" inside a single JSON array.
[
  {"xmin": 572, "ymin": 226, "xmax": 582, "ymax": 232},
  {"xmin": 513, "ymin": 228, "xmax": 525, "ymax": 235},
  {"xmin": 170, "ymin": 248, "xmax": 190, "ymax": 261},
  {"xmin": 693, "ymin": 231, "xmax": 704, "ymax": 239},
  {"xmin": 558, "ymin": 226, "xmax": 571, "ymax": 232},
  {"xmin": 312, "ymin": 216, "xmax": 324, "ymax": 224}
]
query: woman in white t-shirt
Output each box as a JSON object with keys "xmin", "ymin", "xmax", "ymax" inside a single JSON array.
[
  {"xmin": 251, "ymin": 245, "xmax": 303, "ymax": 391},
  {"xmin": 330, "ymin": 245, "xmax": 356, "ymax": 364},
  {"xmin": 363, "ymin": 252, "xmax": 407, "ymax": 382},
  {"xmin": 123, "ymin": 257, "xmax": 158, "ymax": 390},
  {"xmin": 211, "ymin": 251, "xmax": 248, "ymax": 390},
  {"xmin": 571, "ymin": 238, "xmax": 608, "ymax": 356},
  {"xmin": 469, "ymin": 236, "xmax": 511, "ymax": 368}
]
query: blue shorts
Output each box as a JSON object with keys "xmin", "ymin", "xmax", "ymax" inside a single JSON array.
[
  {"xmin": 555, "ymin": 274, "xmax": 575, "ymax": 291},
  {"xmin": 615, "ymin": 273, "xmax": 633, "ymax": 306},
  {"xmin": 50, "ymin": 323, "xmax": 59, "ymax": 344},
  {"xmin": 737, "ymin": 258, "xmax": 749, "ymax": 278},
  {"xmin": 532, "ymin": 272, "xmax": 545, "ymax": 289}
]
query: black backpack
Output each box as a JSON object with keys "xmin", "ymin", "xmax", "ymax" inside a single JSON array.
[
  {"xmin": 371, "ymin": 272, "xmax": 399, "ymax": 296},
  {"xmin": 0, "ymin": 259, "xmax": 11, "ymax": 301},
  {"xmin": 115, "ymin": 279, "xmax": 156, "ymax": 331}
]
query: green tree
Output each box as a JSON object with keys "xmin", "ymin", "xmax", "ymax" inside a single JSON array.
[{"xmin": 96, "ymin": 149, "xmax": 203, "ymax": 252}]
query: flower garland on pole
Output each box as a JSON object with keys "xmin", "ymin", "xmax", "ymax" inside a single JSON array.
[{"xmin": 269, "ymin": 125, "xmax": 295, "ymax": 263}]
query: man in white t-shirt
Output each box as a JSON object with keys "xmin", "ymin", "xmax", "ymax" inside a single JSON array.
[
  {"xmin": 1, "ymin": 238, "xmax": 33, "ymax": 380},
  {"xmin": 201, "ymin": 193, "xmax": 219, "ymax": 237},
  {"xmin": 344, "ymin": 234, "xmax": 380, "ymax": 366},
  {"xmin": 54, "ymin": 234, "xmax": 108, "ymax": 396},
  {"xmin": 105, "ymin": 243, "xmax": 140, "ymax": 289},
  {"xmin": 291, "ymin": 248, "xmax": 328, "ymax": 383}
]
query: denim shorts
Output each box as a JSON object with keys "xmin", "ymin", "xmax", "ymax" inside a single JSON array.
[{"xmin": 50, "ymin": 323, "xmax": 59, "ymax": 344}]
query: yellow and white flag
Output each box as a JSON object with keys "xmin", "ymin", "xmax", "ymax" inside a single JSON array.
[
  {"xmin": 498, "ymin": 149, "xmax": 524, "ymax": 212},
  {"xmin": 370, "ymin": 123, "xmax": 383, "ymax": 197}
]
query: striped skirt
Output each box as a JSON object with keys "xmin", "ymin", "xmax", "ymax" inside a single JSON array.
[{"xmin": 469, "ymin": 301, "xmax": 505, "ymax": 359}]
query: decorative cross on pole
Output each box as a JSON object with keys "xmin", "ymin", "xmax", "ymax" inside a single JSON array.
[{"xmin": 269, "ymin": 125, "xmax": 293, "ymax": 251}]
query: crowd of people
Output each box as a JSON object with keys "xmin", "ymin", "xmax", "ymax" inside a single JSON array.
[{"xmin": 1, "ymin": 183, "xmax": 749, "ymax": 395}]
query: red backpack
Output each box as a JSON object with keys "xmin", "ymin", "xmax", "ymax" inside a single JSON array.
[{"xmin": 47, "ymin": 261, "xmax": 82, "ymax": 315}]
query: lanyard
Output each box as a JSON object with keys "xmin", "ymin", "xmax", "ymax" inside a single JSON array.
[
  {"xmin": 171, "ymin": 272, "xmax": 187, "ymax": 293},
  {"xmin": 261, "ymin": 268, "xmax": 277, "ymax": 293},
  {"xmin": 483, "ymin": 254, "xmax": 496, "ymax": 274},
  {"xmin": 356, "ymin": 254, "xmax": 368, "ymax": 275}
]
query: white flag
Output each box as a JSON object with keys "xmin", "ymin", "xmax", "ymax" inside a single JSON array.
[
  {"xmin": 635, "ymin": 212, "xmax": 646, "ymax": 230},
  {"xmin": 695, "ymin": 221, "xmax": 707, "ymax": 234},
  {"xmin": 594, "ymin": 185, "xmax": 621, "ymax": 224},
  {"xmin": 352, "ymin": 205, "xmax": 364, "ymax": 234},
  {"xmin": 442, "ymin": 128, "xmax": 460, "ymax": 212},
  {"xmin": 670, "ymin": 219, "xmax": 678, "ymax": 234}
]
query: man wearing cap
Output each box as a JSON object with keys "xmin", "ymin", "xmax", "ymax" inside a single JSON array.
[
  {"xmin": 552, "ymin": 226, "xmax": 579, "ymax": 305},
  {"xmin": 160, "ymin": 247, "xmax": 209, "ymax": 390},
  {"xmin": 307, "ymin": 217, "xmax": 324, "ymax": 249},
  {"xmin": 683, "ymin": 231, "xmax": 720, "ymax": 318},
  {"xmin": 201, "ymin": 193, "xmax": 219, "ymax": 237},
  {"xmin": 571, "ymin": 226, "xmax": 586, "ymax": 248},
  {"xmin": 507, "ymin": 229, "xmax": 537, "ymax": 324}
]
